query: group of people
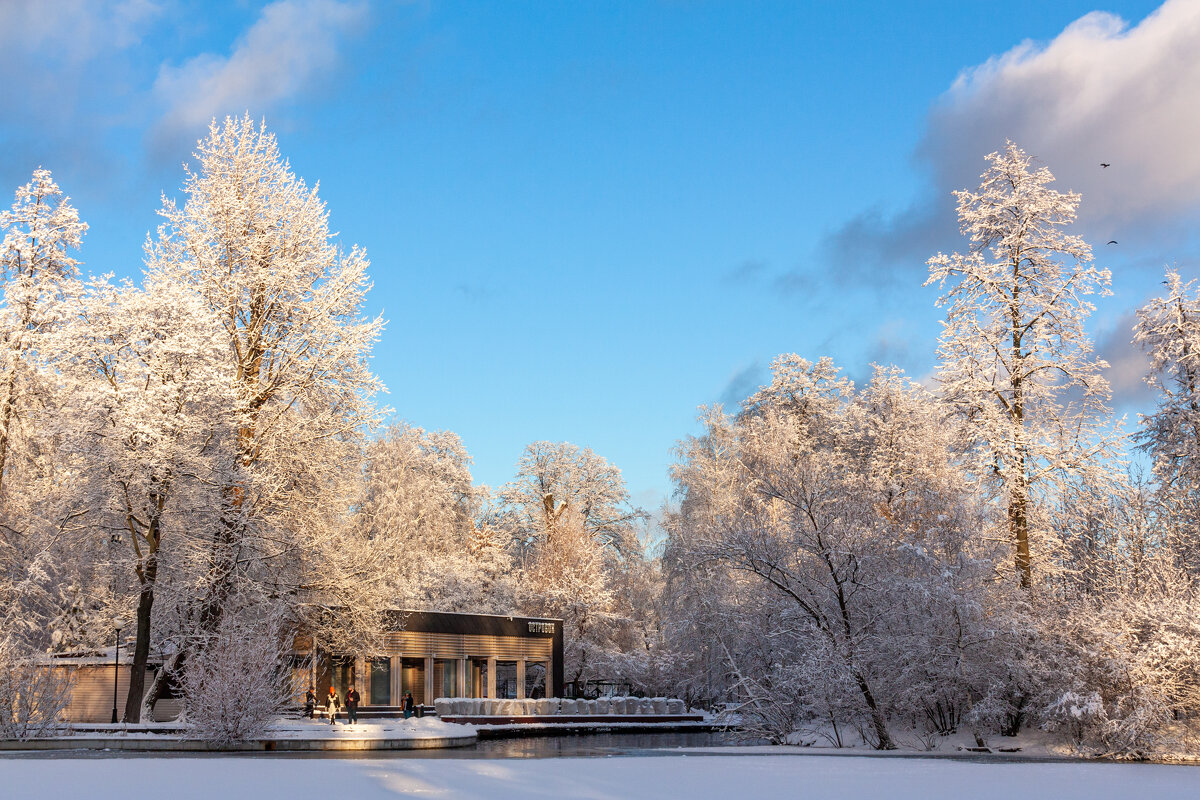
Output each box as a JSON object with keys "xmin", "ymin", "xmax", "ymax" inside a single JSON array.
[
  {"xmin": 304, "ymin": 686, "xmax": 361, "ymax": 724},
  {"xmin": 303, "ymin": 686, "xmax": 418, "ymax": 724}
]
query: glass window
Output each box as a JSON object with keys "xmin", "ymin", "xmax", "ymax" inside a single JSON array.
[
  {"xmin": 495, "ymin": 661, "xmax": 518, "ymax": 699},
  {"xmin": 435, "ymin": 659, "xmax": 456, "ymax": 698},
  {"xmin": 524, "ymin": 662, "xmax": 547, "ymax": 699}
]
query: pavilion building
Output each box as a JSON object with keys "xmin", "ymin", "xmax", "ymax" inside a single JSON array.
[{"xmin": 304, "ymin": 610, "xmax": 565, "ymax": 708}]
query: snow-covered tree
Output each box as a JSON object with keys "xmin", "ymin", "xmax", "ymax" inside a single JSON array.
[
  {"xmin": 0, "ymin": 169, "xmax": 86, "ymax": 495},
  {"xmin": 142, "ymin": 115, "xmax": 386, "ymax": 698},
  {"xmin": 53, "ymin": 278, "xmax": 234, "ymax": 721},
  {"xmin": 519, "ymin": 503, "xmax": 618, "ymax": 685},
  {"xmin": 926, "ymin": 141, "xmax": 1111, "ymax": 589},
  {"xmin": 362, "ymin": 422, "xmax": 513, "ymax": 612},
  {"xmin": 0, "ymin": 169, "xmax": 120, "ymax": 683},
  {"xmin": 666, "ymin": 357, "xmax": 1009, "ymax": 748},
  {"xmin": 0, "ymin": 635, "xmax": 72, "ymax": 740},
  {"xmin": 502, "ymin": 441, "xmax": 645, "ymax": 556},
  {"xmin": 498, "ymin": 440, "xmax": 658, "ymax": 688},
  {"xmin": 1134, "ymin": 269, "xmax": 1200, "ymax": 572},
  {"xmin": 1032, "ymin": 565, "xmax": 1200, "ymax": 756}
]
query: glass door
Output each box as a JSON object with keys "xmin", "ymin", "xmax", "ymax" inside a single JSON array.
[
  {"xmin": 401, "ymin": 657, "xmax": 426, "ymax": 705},
  {"xmin": 333, "ymin": 657, "xmax": 353, "ymax": 700},
  {"xmin": 370, "ymin": 658, "xmax": 391, "ymax": 706}
]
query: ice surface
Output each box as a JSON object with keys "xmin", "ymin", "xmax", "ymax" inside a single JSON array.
[{"xmin": 1, "ymin": 753, "xmax": 1196, "ymax": 799}]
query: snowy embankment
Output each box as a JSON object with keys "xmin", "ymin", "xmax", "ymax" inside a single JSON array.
[
  {"xmin": 0, "ymin": 717, "xmax": 477, "ymax": 751},
  {"xmin": 2, "ymin": 754, "xmax": 1197, "ymax": 800},
  {"xmin": 724, "ymin": 722, "xmax": 1200, "ymax": 764},
  {"xmin": 269, "ymin": 716, "xmax": 476, "ymax": 742}
]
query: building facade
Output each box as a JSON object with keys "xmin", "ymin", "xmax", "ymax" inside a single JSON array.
[{"xmin": 307, "ymin": 610, "xmax": 565, "ymax": 707}]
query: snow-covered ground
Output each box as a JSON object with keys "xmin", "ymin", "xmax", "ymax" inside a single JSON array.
[
  {"xmin": 1, "ymin": 753, "xmax": 1197, "ymax": 799},
  {"xmin": 758, "ymin": 722, "xmax": 1094, "ymax": 758},
  {"xmin": 267, "ymin": 716, "xmax": 475, "ymax": 741}
]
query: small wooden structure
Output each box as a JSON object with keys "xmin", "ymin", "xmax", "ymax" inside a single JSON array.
[{"xmin": 303, "ymin": 610, "xmax": 565, "ymax": 708}]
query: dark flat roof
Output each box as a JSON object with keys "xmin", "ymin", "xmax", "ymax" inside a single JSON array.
[{"xmin": 387, "ymin": 609, "xmax": 563, "ymax": 638}]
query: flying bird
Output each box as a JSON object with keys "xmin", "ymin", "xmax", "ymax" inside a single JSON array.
[
  {"xmin": 1107, "ymin": 240, "xmax": 1118, "ymax": 245},
  {"xmin": 1101, "ymin": 163, "xmax": 1111, "ymax": 168}
]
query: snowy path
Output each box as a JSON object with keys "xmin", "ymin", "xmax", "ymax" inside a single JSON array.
[{"xmin": 2, "ymin": 753, "xmax": 1197, "ymax": 799}]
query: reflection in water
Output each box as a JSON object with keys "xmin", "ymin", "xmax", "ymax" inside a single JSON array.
[{"xmin": 470, "ymin": 731, "xmax": 749, "ymax": 759}]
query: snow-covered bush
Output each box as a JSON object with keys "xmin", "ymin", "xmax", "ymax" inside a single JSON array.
[
  {"xmin": 0, "ymin": 644, "xmax": 72, "ymax": 740},
  {"xmin": 1033, "ymin": 587, "xmax": 1200, "ymax": 756},
  {"xmin": 181, "ymin": 611, "xmax": 295, "ymax": 744},
  {"xmin": 1043, "ymin": 691, "xmax": 1106, "ymax": 747},
  {"xmin": 0, "ymin": 538, "xmax": 78, "ymax": 740}
]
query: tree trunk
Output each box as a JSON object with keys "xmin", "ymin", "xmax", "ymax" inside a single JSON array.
[
  {"xmin": 1010, "ymin": 469, "xmax": 1032, "ymax": 589},
  {"xmin": 0, "ymin": 292, "xmax": 39, "ymax": 495},
  {"xmin": 142, "ymin": 649, "xmax": 181, "ymax": 718},
  {"xmin": 854, "ymin": 672, "xmax": 895, "ymax": 750},
  {"xmin": 123, "ymin": 492, "xmax": 166, "ymax": 723},
  {"xmin": 123, "ymin": 559, "xmax": 157, "ymax": 723},
  {"xmin": 142, "ymin": 518, "xmax": 238, "ymax": 717},
  {"xmin": 1010, "ymin": 272, "xmax": 1032, "ymax": 590},
  {"xmin": 0, "ymin": 340, "xmax": 24, "ymax": 494},
  {"xmin": 0, "ymin": 376, "xmax": 14, "ymax": 492}
]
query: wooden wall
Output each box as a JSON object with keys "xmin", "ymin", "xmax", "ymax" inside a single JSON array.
[
  {"xmin": 57, "ymin": 665, "xmax": 152, "ymax": 723},
  {"xmin": 382, "ymin": 631, "xmax": 553, "ymax": 661}
]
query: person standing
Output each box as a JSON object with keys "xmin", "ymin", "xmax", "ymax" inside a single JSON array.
[
  {"xmin": 325, "ymin": 686, "xmax": 341, "ymax": 725},
  {"xmin": 304, "ymin": 687, "xmax": 315, "ymax": 719},
  {"xmin": 403, "ymin": 692, "xmax": 414, "ymax": 719},
  {"xmin": 345, "ymin": 685, "xmax": 360, "ymax": 724}
]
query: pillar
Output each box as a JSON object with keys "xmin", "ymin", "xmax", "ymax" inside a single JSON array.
[
  {"xmin": 486, "ymin": 656, "xmax": 497, "ymax": 699},
  {"xmin": 516, "ymin": 659, "xmax": 526, "ymax": 700},
  {"xmin": 391, "ymin": 655, "xmax": 401, "ymax": 707},
  {"xmin": 457, "ymin": 658, "xmax": 468, "ymax": 698},
  {"xmin": 424, "ymin": 656, "xmax": 435, "ymax": 705}
]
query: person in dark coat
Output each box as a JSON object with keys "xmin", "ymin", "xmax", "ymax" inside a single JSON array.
[
  {"xmin": 403, "ymin": 692, "xmax": 414, "ymax": 719},
  {"xmin": 345, "ymin": 685, "xmax": 360, "ymax": 724},
  {"xmin": 325, "ymin": 686, "xmax": 341, "ymax": 725},
  {"xmin": 304, "ymin": 687, "xmax": 315, "ymax": 719}
]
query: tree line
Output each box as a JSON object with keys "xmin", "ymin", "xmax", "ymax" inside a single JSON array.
[
  {"xmin": 661, "ymin": 143, "xmax": 1200, "ymax": 756},
  {"xmin": 0, "ymin": 117, "xmax": 655, "ymax": 739},
  {"xmin": 3, "ymin": 125, "xmax": 1199, "ymax": 755}
]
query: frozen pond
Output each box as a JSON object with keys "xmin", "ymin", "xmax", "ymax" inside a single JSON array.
[{"xmin": 1, "ymin": 751, "xmax": 1197, "ymax": 800}]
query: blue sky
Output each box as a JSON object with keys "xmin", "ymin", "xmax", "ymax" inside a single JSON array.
[{"xmin": 3, "ymin": 0, "xmax": 1198, "ymax": 509}]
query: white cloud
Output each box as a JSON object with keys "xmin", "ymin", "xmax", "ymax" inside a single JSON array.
[
  {"xmin": 151, "ymin": 0, "xmax": 367, "ymax": 151},
  {"xmin": 923, "ymin": 0, "xmax": 1200, "ymax": 231},
  {"xmin": 1094, "ymin": 312, "xmax": 1153, "ymax": 408},
  {"xmin": 0, "ymin": 0, "xmax": 162, "ymax": 60},
  {"xmin": 0, "ymin": 1, "xmax": 165, "ymax": 183},
  {"xmin": 820, "ymin": 0, "xmax": 1200, "ymax": 280}
]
